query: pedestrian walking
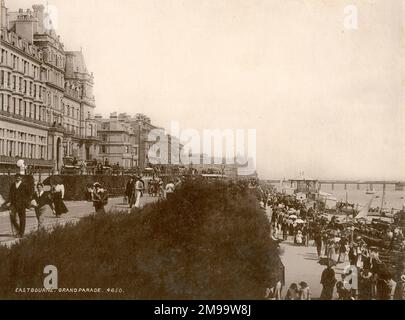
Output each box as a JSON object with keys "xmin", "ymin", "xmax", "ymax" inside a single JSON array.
[
  {"xmin": 3, "ymin": 174, "xmax": 31, "ymax": 238},
  {"xmin": 125, "ymin": 175, "xmax": 135, "ymax": 208},
  {"xmin": 358, "ymin": 267, "xmax": 373, "ymax": 300},
  {"xmin": 165, "ymin": 180, "xmax": 176, "ymax": 200},
  {"xmin": 51, "ymin": 182, "xmax": 68, "ymax": 218},
  {"xmin": 134, "ymin": 176, "xmax": 144, "ymax": 209},
  {"xmin": 282, "ymin": 221, "xmax": 288, "ymax": 240},
  {"xmin": 320, "ymin": 264, "xmax": 337, "ymax": 300},
  {"xmin": 158, "ymin": 177, "xmax": 165, "ymax": 198},
  {"xmin": 337, "ymin": 237, "xmax": 348, "ymax": 263},
  {"xmin": 348, "ymin": 243, "xmax": 358, "ymax": 266},
  {"xmin": 295, "ymin": 230, "xmax": 303, "ymax": 246},
  {"xmin": 92, "ymin": 182, "xmax": 109, "ymax": 214},
  {"xmin": 394, "ymin": 274, "xmax": 405, "ymax": 300},
  {"xmin": 314, "ymin": 232, "xmax": 323, "ymax": 257},
  {"xmin": 31, "ymin": 183, "xmax": 54, "ymax": 230}
]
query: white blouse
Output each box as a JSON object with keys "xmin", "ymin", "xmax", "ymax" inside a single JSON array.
[{"xmin": 54, "ymin": 184, "xmax": 65, "ymax": 199}]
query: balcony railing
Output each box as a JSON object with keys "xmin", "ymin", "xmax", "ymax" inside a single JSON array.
[{"xmin": 0, "ymin": 109, "xmax": 50, "ymax": 127}]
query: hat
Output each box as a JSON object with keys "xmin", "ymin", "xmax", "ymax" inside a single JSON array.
[
  {"xmin": 93, "ymin": 182, "xmax": 101, "ymax": 187},
  {"xmin": 15, "ymin": 173, "xmax": 22, "ymax": 178},
  {"xmin": 401, "ymin": 275, "xmax": 405, "ymax": 282}
]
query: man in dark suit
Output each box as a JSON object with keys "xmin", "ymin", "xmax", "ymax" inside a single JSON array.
[
  {"xmin": 4, "ymin": 174, "xmax": 31, "ymax": 238},
  {"xmin": 125, "ymin": 176, "xmax": 135, "ymax": 208}
]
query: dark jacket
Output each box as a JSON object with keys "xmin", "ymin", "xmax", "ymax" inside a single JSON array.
[
  {"xmin": 321, "ymin": 267, "xmax": 336, "ymax": 286},
  {"xmin": 92, "ymin": 190, "xmax": 109, "ymax": 210},
  {"xmin": 32, "ymin": 191, "xmax": 53, "ymax": 209},
  {"xmin": 125, "ymin": 180, "xmax": 135, "ymax": 198},
  {"xmin": 7, "ymin": 182, "xmax": 31, "ymax": 210}
]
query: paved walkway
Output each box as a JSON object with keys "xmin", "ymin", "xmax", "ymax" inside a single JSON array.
[
  {"xmin": 0, "ymin": 196, "xmax": 157, "ymax": 247},
  {"xmin": 265, "ymin": 206, "xmax": 350, "ymax": 299},
  {"xmin": 279, "ymin": 237, "xmax": 351, "ymax": 299}
]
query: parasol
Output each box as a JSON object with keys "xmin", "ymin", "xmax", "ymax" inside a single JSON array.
[
  {"xmin": 289, "ymin": 215, "xmax": 298, "ymax": 219},
  {"xmin": 42, "ymin": 175, "xmax": 64, "ymax": 185}
]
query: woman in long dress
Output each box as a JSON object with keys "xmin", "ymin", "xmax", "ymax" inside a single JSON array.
[
  {"xmin": 134, "ymin": 177, "xmax": 144, "ymax": 209},
  {"xmin": 32, "ymin": 183, "xmax": 54, "ymax": 230},
  {"xmin": 296, "ymin": 230, "xmax": 303, "ymax": 246},
  {"xmin": 92, "ymin": 183, "xmax": 108, "ymax": 214},
  {"xmin": 52, "ymin": 183, "xmax": 68, "ymax": 217}
]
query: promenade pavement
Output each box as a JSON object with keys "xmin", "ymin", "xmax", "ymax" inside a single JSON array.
[
  {"xmin": 0, "ymin": 195, "xmax": 157, "ymax": 247},
  {"xmin": 265, "ymin": 206, "xmax": 350, "ymax": 299},
  {"xmin": 279, "ymin": 237, "xmax": 351, "ymax": 299}
]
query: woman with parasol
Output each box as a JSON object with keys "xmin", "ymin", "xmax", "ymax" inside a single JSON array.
[
  {"xmin": 43, "ymin": 175, "xmax": 68, "ymax": 218},
  {"xmin": 92, "ymin": 182, "xmax": 109, "ymax": 214}
]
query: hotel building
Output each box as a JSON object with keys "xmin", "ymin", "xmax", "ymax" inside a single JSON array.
[{"xmin": 0, "ymin": 1, "xmax": 99, "ymax": 171}]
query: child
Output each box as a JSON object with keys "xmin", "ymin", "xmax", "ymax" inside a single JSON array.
[
  {"xmin": 296, "ymin": 230, "xmax": 303, "ymax": 246},
  {"xmin": 285, "ymin": 283, "xmax": 299, "ymax": 300},
  {"xmin": 299, "ymin": 281, "xmax": 311, "ymax": 300}
]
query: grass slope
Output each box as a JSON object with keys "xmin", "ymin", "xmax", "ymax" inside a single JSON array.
[{"xmin": 0, "ymin": 179, "xmax": 281, "ymax": 300}]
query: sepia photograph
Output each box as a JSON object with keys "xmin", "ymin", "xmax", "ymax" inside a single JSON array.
[{"xmin": 0, "ymin": 0, "xmax": 404, "ymax": 305}]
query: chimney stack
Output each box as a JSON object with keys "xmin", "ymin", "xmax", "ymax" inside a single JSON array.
[
  {"xmin": 1, "ymin": 0, "xmax": 9, "ymax": 30},
  {"xmin": 32, "ymin": 4, "xmax": 45, "ymax": 33}
]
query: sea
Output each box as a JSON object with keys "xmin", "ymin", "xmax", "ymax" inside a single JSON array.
[
  {"xmin": 270, "ymin": 183, "xmax": 405, "ymax": 211},
  {"xmin": 319, "ymin": 184, "xmax": 405, "ymax": 211}
]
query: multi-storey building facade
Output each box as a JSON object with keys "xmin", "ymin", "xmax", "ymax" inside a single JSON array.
[
  {"xmin": 0, "ymin": 1, "xmax": 99, "ymax": 171},
  {"xmin": 96, "ymin": 113, "xmax": 139, "ymax": 169},
  {"xmin": 96, "ymin": 112, "xmax": 187, "ymax": 171},
  {"xmin": 96, "ymin": 113, "xmax": 165, "ymax": 170}
]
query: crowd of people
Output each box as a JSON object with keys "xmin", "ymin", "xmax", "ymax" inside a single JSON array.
[
  {"xmin": 124, "ymin": 175, "xmax": 181, "ymax": 208},
  {"xmin": 0, "ymin": 172, "xmax": 187, "ymax": 239},
  {"xmin": 1, "ymin": 174, "xmax": 404, "ymax": 300},
  {"xmin": 257, "ymin": 185, "xmax": 405, "ymax": 300}
]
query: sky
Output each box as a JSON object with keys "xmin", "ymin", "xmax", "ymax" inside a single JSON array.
[{"xmin": 7, "ymin": 0, "xmax": 405, "ymax": 180}]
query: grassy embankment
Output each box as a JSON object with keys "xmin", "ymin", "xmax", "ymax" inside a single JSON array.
[{"xmin": 0, "ymin": 179, "xmax": 282, "ymax": 299}]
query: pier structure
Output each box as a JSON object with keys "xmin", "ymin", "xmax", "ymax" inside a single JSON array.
[
  {"xmin": 317, "ymin": 181, "xmax": 404, "ymax": 192},
  {"xmin": 265, "ymin": 180, "xmax": 405, "ymax": 192}
]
